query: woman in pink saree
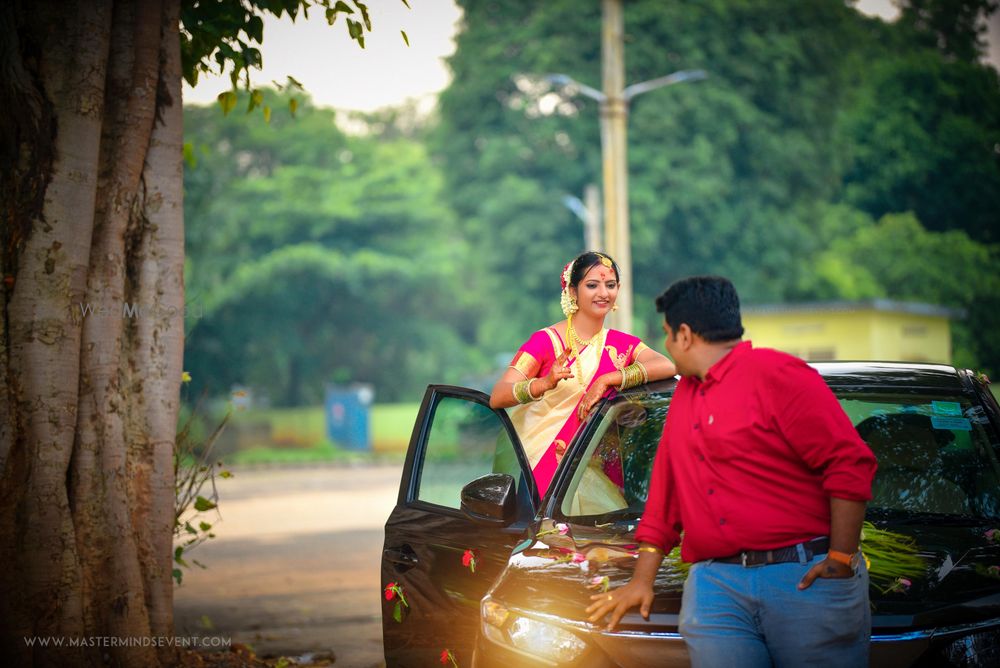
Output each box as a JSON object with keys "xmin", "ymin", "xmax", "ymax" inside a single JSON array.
[{"xmin": 489, "ymin": 252, "xmax": 676, "ymax": 511}]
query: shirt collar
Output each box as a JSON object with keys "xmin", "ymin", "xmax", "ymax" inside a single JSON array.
[{"xmin": 703, "ymin": 340, "xmax": 753, "ymax": 386}]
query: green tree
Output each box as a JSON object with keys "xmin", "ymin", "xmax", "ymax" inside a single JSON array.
[
  {"xmin": 434, "ymin": 0, "xmax": 1000, "ymax": 364},
  {"xmin": 1, "ymin": 1, "xmax": 399, "ymax": 664},
  {"xmin": 183, "ymin": 92, "xmax": 478, "ymax": 404}
]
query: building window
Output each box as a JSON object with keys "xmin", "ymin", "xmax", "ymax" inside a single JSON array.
[{"xmin": 902, "ymin": 325, "xmax": 928, "ymax": 337}]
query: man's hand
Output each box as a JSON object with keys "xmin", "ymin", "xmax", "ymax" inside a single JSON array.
[
  {"xmin": 585, "ymin": 580, "xmax": 654, "ymax": 631},
  {"xmin": 798, "ymin": 557, "xmax": 854, "ymax": 589}
]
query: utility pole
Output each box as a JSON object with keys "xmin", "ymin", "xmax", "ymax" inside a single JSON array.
[
  {"xmin": 543, "ymin": 1, "xmax": 705, "ymax": 333},
  {"xmin": 600, "ymin": 0, "xmax": 630, "ymax": 331}
]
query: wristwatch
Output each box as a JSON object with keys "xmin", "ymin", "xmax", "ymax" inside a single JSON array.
[{"xmin": 827, "ymin": 549, "xmax": 861, "ymax": 572}]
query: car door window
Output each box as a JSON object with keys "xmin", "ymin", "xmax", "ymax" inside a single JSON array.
[
  {"xmin": 560, "ymin": 397, "xmax": 671, "ymax": 518},
  {"xmin": 415, "ymin": 395, "xmax": 523, "ymax": 509}
]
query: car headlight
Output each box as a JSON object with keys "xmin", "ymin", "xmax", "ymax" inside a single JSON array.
[{"xmin": 481, "ymin": 598, "xmax": 587, "ymax": 665}]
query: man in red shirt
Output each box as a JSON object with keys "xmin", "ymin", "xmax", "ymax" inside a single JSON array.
[{"xmin": 586, "ymin": 276, "xmax": 877, "ymax": 667}]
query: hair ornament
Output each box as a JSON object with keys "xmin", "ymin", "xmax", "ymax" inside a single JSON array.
[{"xmin": 560, "ymin": 259, "xmax": 578, "ymax": 316}]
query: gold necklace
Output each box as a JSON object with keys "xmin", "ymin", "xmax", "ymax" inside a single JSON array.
[{"xmin": 566, "ymin": 316, "xmax": 602, "ymax": 387}]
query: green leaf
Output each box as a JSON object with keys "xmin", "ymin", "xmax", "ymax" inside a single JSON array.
[
  {"xmin": 185, "ymin": 522, "xmax": 198, "ymax": 535},
  {"xmin": 246, "ymin": 15, "xmax": 264, "ymax": 43},
  {"xmin": 183, "ymin": 142, "xmax": 197, "ymax": 168},
  {"xmin": 287, "ymin": 75, "xmax": 304, "ymax": 90},
  {"xmin": 333, "ymin": 1, "xmax": 353, "ymax": 15},
  {"xmin": 347, "ymin": 19, "xmax": 365, "ymax": 48},
  {"xmin": 392, "ymin": 600, "xmax": 402, "ymax": 623},
  {"xmin": 199, "ymin": 521, "xmax": 213, "ymax": 531},
  {"xmin": 289, "ymin": 97, "xmax": 299, "ymax": 117},
  {"xmin": 194, "ymin": 495, "xmax": 217, "ymax": 512},
  {"xmin": 217, "ymin": 90, "xmax": 237, "ymax": 116},
  {"xmin": 356, "ymin": 2, "xmax": 371, "ymax": 31},
  {"xmin": 400, "ymin": 30, "xmax": 409, "ymax": 47},
  {"xmin": 172, "ymin": 568, "xmax": 183, "ymax": 585},
  {"xmin": 247, "ymin": 88, "xmax": 264, "ymax": 113},
  {"xmin": 263, "ymin": 105, "xmax": 272, "ymax": 124},
  {"xmin": 219, "ymin": 470, "xmax": 233, "ymax": 479},
  {"xmin": 400, "ymin": 0, "xmax": 410, "ymax": 7}
]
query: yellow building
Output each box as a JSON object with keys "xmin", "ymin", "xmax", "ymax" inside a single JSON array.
[{"xmin": 741, "ymin": 300, "xmax": 962, "ymax": 363}]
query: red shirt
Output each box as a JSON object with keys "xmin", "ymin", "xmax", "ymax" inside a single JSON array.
[{"xmin": 634, "ymin": 341, "xmax": 877, "ymax": 562}]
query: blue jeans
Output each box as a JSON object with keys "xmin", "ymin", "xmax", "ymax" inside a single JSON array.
[{"xmin": 678, "ymin": 550, "xmax": 870, "ymax": 668}]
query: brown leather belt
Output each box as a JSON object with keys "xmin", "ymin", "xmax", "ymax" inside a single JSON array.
[{"xmin": 715, "ymin": 537, "xmax": 830, "ymax": 567}]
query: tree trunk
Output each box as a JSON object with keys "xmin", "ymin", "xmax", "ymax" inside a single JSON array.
[{"xmin": 1, "ymin": 0, "xmax": 184, "ymax": 665}]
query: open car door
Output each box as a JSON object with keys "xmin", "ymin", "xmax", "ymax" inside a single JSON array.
[{"xmin": 381, "ymin": 385, "xmax": 539, "ymax": 667}]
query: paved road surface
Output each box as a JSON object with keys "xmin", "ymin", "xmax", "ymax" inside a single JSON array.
[{"xmin": 174, "ymin": 465, "xmax": 403, "ymax": 667}]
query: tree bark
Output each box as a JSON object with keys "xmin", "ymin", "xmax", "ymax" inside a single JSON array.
[{"xmin": 1, "ymin": 0, "xmax": 184, "ymax": 665}]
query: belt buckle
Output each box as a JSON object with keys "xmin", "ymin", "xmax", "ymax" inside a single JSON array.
[{"xmin": 741, "ymin": 551, "xmax": 762, "ymax": 568}]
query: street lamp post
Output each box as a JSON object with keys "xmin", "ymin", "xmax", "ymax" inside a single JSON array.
[{"xmin": 545, "ymin": 0, "xmax": 706, "ymax": 333}]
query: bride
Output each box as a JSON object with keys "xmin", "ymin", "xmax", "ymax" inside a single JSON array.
[{"xmin": 490, "ymin": 251, "xmax": 676, "ymax": 512}]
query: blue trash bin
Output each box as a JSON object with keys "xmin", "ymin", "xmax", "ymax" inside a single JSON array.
[{"xmin": 325, "ymin": 384, "xmax": 373, "ymax": 451}]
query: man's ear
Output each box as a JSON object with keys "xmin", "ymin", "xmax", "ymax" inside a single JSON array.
[{"xmin": 676, "ymin": 323, "xmax": 695, "ymax": 350}]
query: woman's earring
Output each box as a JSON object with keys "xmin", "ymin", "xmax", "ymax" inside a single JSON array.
[{"xmin": 612, "ymin": 303, "xmax": 619, "ymax": 312}]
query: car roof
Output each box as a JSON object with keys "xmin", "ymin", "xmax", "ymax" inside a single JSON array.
[{"xmin": 627, "ymin": 361, "xmax": 968, "ymax": 399}]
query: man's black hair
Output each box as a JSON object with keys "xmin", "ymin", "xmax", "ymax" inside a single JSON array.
[{"xmin": 655, "ymin": 276, "xmax": 744, "ymax": 342}]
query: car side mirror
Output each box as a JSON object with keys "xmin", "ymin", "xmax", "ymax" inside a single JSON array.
[{"xmin": 461, "ymin": 473, "xmax": 517, "ymax": 527}]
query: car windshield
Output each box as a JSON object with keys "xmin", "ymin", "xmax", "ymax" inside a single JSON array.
[{"xmin": 557, "ymin": 387, "xmax": 1000, "ymax": 523}]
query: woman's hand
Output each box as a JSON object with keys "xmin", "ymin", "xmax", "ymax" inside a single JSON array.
[
  {"xmin": 577, "ymin": 373, "xmax": 611, "ymax": 420},
  {"xmin": 542, "ymin": 350, "xmax": 573, "ymax": 393}
]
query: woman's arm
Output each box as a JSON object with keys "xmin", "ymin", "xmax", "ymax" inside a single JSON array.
[
  {"xmin": 489, "ymin": 350, "xmax": 572, "ymax": 409},
  {"xmin": 576, "ymin": 348, "xmax": 676, "ymax": 420},
  {"xmin": 636, "ymin": 347, "xmax": 676, "ymax": 382}
]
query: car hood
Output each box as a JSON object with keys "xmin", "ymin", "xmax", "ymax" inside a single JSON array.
[{"xmin": 488, "ymin": 519, "xmax": 1000, "ymax": 633}]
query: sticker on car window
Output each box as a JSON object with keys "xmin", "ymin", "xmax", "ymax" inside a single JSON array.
[
  {"xmin": 932, "ymin": 401, "xmax": 963, "ymax": 416},
  {"xmin": 931, "ymin": 416, "xmax": 972, "ymax": 431}
]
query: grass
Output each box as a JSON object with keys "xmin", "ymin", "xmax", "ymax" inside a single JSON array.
[{"xmin": 223, "ymin": 402, "xmax": 419, "ymax": 465}]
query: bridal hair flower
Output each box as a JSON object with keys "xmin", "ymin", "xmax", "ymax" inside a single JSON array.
[{"xmin": 560, "ymin": 260, "xmax": 578, "ymax": 316}]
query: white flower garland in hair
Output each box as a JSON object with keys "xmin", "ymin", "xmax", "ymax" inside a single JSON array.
[{"xmin": 560, "ymin": 261, "xmax": 578, "ymax": 316}]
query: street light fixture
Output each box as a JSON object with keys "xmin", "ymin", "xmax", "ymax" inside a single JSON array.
[
  {"xmin": 542, "ymin": 0, "xmax": 707, "ymax": 335},
  {"xmin": 545, "ymin": 67, "xmax": 706, "ymax": 333}
]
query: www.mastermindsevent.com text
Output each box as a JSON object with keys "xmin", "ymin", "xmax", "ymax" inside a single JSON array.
[{"xmin": 24, "ymin": 636, "xmax": 230, "ymax": 648}]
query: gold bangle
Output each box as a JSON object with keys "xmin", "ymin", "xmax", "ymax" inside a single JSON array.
[
  {"xmin": 513, "ymin": 379, "xmax": 539, "ymax": 404},
  {"xmin": 512, "ymin": 380, "xmax": 531, "ymax": 403},
  {"xmin": 526, "ymin": 378, "xmax": 540, "ymax": 401},
  {"xmin": 636, "ymin": 360, "xmax": 648, "ymax": 384},
  {"xmin": 508, "ymin": 365, "xmax": 529, "ymax": 380},
  {"xmin": 638, "ymin": 546, "xmax": 664, "ymax": 555},
  {"xmin": 620, "ymin": 363, "xmax": 645, "ymax": 390}
]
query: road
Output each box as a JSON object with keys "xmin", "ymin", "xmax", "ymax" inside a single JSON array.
[{"xmin": 173, "ymin": 465, "xmax": 403, "ymax": 667}]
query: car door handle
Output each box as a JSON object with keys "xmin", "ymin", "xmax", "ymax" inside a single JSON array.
[{"xmin": 385, "ymin": 546, "xmax": 419, "ymax": 568}]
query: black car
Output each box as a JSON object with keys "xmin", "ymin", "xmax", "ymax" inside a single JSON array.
[{"xmin": 381, "ymin": 362, "xmax": 1000, "ymax": 667}]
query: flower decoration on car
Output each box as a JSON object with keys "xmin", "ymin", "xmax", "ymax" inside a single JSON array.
[
  {"xmin": 588, "ymin": 575, "xmax": 611, "ymax": 593},
  {"xmin": 462, "ymin": 549, "xmax": 479, "ymax": 573},
  {"xmin": 883, "ymin": 577, "xmax": 912, "ymax": 594},
  {"xmin": 439, "ymin": 648, "xmax": 459, "ymax": 667},
  {"xmin": 859, "ymin": 521, "xmax": 926, "ymax": 590},
  {"xmin": 973, "ymin": 564, "xmax": 1000, "ymax": 580},
  {"xmin": 985, "ymin": 529, "xmax": 1000, "ymax": 543},
  {"xmin": 536, "ymin": 522, "xmax": 570, "ymax": 539},
  {"xmin": 384, "ymin": 582, "xmax": 409, "ymax": 623}
]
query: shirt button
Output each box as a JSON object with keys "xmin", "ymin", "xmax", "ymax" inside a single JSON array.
[
  {"xmin": 694, "ymin": 422, "xmax": 700, "ymax": 430},
  {"xmin": 697, "ymin": 454, "xmax": 705, "ymax": 462},
  {"xmin": 719, "ymin": 518, "xmax": 726, "ymax": 526},
  {"xmin": 707, "ymin": 489, "xmax": 714, "ymax": 495},
  {"xmin": 699, "ymin": 389, "xmax": 705, "ymax": 397}
]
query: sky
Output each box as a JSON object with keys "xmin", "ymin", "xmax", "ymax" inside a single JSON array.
[{"xmin": 182, "ymin": 0, "xmax": 1000, "ymax": 113}]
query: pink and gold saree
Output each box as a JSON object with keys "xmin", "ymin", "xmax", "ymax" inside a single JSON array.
[{"xmin": 507, "ymin": 326, "xmax": 648, "ymax": 501}]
